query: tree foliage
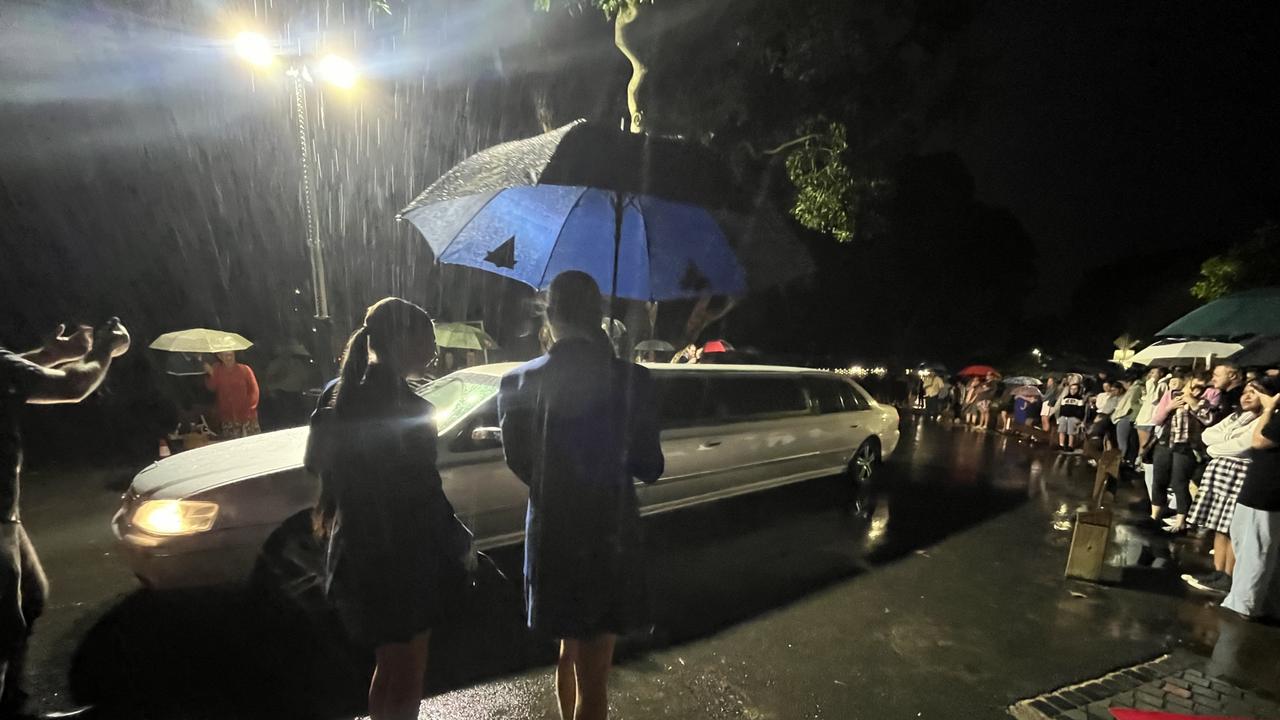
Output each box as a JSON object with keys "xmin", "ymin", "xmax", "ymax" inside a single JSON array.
[
  {"xmin": 534, "ymin": 0, "xmax": 649, "ymax": 19},
  {"xmin": 1191, "ymin": 222, "xmax": 1280, "ymax": 301},
  {"xmin": 534, "ymin": 0, "xmax": 979, "ymax": 244}
]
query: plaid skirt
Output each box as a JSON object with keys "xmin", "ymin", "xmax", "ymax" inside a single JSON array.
[{"xmin": 1188, "ymin": 456, "xmax": 1249, "ymax": 534}]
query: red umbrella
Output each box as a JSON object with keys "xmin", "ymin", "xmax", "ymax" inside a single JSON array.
[
  {"xmin": 957, "ymin": 364, "xmax": 998, "ymax": 377},
  {"xmin": 702, "ymin": 339, "xmax": 734, "ymax": 354}
]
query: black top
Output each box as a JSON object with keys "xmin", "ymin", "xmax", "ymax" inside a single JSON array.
[
  {"xmin": 305, "ymin": 363, "xmax": 469, "ymax": 643},
  {"xmin": 1238, "ymin": 408, "xmax": 1280, "ymax": 511},
  {"xmin": 1208, "ymin": 384, "xmax": 1244, "ymax": 426},
  {"xmin": 0, "ymin": 349, "xmax": 43, "ymax": 523},
  {"xmin": 1058, "ymin": 392, "xmax": 1087, "ymax": 419}
]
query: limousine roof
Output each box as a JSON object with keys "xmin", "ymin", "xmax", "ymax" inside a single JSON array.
[{"xmin": 459, "ymin": 362, "xmax": 840, "ymax": 378}]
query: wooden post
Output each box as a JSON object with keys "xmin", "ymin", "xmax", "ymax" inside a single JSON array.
[{"xmin": 1066, "ymin": 509, "xmax": 1113, "ymax": 582}]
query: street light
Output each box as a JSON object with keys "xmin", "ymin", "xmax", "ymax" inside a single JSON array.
[
  {"xmin": 232, "ymin": 31, "xmax": 359, "ymax": 323},
  {"xmin": 233, "ymin": 31, "xmax": 275, "ymax": 68},
  {"xmin": 315, "ymin": 54, "xmax": 359, "ymax": 89}
]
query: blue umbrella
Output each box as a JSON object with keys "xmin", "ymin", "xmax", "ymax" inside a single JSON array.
[
  {"xmin": 398, "ymin": 120, "xmax": 809, "ymax": 302},
  {"xmin": 400, "ymin": 186, "xmax": 747, "ymax": 300}
]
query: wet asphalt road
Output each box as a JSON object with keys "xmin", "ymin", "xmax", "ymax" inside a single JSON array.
[{"xmin": 18, "ymin": 418, "xmax": 1280, "ymax": 719}]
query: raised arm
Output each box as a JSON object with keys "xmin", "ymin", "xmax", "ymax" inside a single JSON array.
[
  {"xmin": 24, "ymin": 323, "xmax": 130, "ymax": 404},
  {"xmin": 1253, "ymin": 392, "xmax": 1279, "ymax": 450},
  {"xmin": 18, "ymin": 324, "xmax": 94, "ymax": 368}
]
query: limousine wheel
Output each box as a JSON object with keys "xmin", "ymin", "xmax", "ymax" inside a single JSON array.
[{"xmin": 848, "ymin": 441, "xmax": 880, "ymax": 519}]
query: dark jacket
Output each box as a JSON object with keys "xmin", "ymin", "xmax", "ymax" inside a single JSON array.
[
  {"xmin": 305, "ymin": 365, "xmax": 468, "ymax": 644},
  {"xmin": 498, "ymin": 333, "xmax": 664, "ymax": 636}
]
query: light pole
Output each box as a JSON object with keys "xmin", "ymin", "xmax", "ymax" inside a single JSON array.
[{"xmin": 233, "ymin": 32, "xmax": 358, "ymax": 322}]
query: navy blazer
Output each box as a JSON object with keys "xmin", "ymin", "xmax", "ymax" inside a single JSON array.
[{"xmin": 498, "ymin": 333, "xmax": 663, "ymax": 633}]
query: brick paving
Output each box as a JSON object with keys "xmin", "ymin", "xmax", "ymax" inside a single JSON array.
[{"xmin": 1009, "ymin": 651, "xmax": 1280, "ymax": 720}]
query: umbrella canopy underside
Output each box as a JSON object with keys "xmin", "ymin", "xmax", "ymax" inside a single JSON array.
[
  {"xmin": 1130, "ymin": 340, "xmax": 1243, "ymax": 367},
  {"xmin": 1157, "ymin": 287, "xmax": 1280, "ymax": 339},
  {"xmin": 403, "ymin": 186, "xmax": 749, "ymax": 301}
]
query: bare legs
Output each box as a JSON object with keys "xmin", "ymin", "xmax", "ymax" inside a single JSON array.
[
  {"xmin": 557, "ymin": 634, "xmax": 617, "ymax": 720},
  {"xmin": 1214, "ymin": 531, "xmax": 1237, "ymax": 575},
  {"xmin": 370, "ymin": 632, "xmax": 430, "ymax": 720}
]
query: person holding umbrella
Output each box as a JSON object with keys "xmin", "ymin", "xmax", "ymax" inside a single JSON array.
[
  {"xmin": 204, "ymin": 351, "xmax": 260, "ymax": 438},
  {"xmin": 498, "ymin": 272, "xmax": 664, "ymax": 720}
]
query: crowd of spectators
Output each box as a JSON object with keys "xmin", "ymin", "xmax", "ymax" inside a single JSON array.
[{"xmin": 913, "ymin": 361, "xmax": 1280, "ymax": 623}]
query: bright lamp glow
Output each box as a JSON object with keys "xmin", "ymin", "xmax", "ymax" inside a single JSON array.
[
  {"xmin": 234, "ymin": 31, "xmax": 276, "ymax": 68},
  {"xmin": 132, "ymin": 500, "xmax": 219, "ymax": 535},
  {"xmin": 315, "ymin": 53, "xmax": 358, "ymax": 89}
]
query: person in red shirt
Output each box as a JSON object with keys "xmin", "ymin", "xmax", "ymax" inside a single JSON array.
[{"xmin": 204, "ymin": 351, "xmax": 260, "ymax": 438}]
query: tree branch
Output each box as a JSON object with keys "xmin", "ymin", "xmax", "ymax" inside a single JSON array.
[
  {"xmin": 614, "ymin": 0, "xmax": 647, "ymax": 133},
  {"xmin": 762, "ymin": 133, "xmax": 825, "ymax": 156}
]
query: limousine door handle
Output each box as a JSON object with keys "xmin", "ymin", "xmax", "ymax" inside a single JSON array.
[
  {"xmin": 699, "ymin": 441, "xmax": 723, "ymax": 449},
  {"xmin": 849, "ymin": 424, "xmax": 860, "ymax": 429}
]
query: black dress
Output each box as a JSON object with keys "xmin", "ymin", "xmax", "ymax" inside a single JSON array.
[{"xmin": 308, "ymin": 364, "xmax": 469, "ymax": 646}]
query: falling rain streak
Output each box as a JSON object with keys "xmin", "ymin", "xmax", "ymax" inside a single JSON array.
[{"xmin": 0, "ymin": 0, "xmax": 587, "ymax": 356}]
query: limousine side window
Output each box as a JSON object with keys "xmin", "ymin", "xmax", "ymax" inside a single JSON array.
[
  {"xmin": 839, "ymin": 382, "xmax": 871, "ymax": 411},
  {"xmin": 805, "ymin": 377, "xmax": 846, "ymax": 414},
  {"xmin": 711, "ymin": 376, "xmax": 809, "ymax": 420},
  {"xmin": 804, "ymin": 376, "xmax": 869, "ymax": 414},
  {"xmin": 655, "ymin": 375, "xmax": 713, "ymax": 428}
]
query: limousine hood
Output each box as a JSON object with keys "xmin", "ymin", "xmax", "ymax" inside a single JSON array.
[{"xmin": 130, "ymin": 428, "xmax": 310, "ymax": 498}]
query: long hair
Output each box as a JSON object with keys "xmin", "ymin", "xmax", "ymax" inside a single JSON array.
[
  {"xmin": 331, "ymin": 297, "xmax": 434, "ymax": 414},
  {"xmin": 315, "ymin": 297, "xmax": 433, "ymax": 535}
]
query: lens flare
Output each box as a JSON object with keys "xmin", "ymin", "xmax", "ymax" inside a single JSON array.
[
  {"xmin": 234, "ymin": 31, "xmax": 275, "ymax": 68},
  {"xmin": 315, "ymin": 53, "xmax": 358, "ymax": 89}
]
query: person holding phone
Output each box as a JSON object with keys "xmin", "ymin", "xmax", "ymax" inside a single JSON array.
[{"xmin": 1, "ymin": 319, "xmax": 131, "ymax": 716}]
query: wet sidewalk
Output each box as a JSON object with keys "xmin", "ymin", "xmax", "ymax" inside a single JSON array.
[
  {"xmin": 24, "ymin": 420, "xmax": 1280, "ymax": 719},
  {"xmin": 405, "ymin": 421, "xmax": 1280, "ymax": 719},
  {"xmin": 1011, "ymin": 650, "xmax": 1280, "ymax": 719}
]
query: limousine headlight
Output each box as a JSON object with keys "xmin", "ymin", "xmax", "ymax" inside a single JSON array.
[{"xmin": 132, "ymin": 500, "xmax": 220, "ymax": 536}]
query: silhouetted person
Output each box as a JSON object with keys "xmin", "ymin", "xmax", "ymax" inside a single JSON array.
[
  {"xmin": 1, "ymin": 320, "xmax": 130, "ymax": 716},
  {"xmin": 305, "ymin": 299, "xmax": 470, "ymax": 720},
  {"xmin": 499, "ymin": 272, "xmax": 664, "ymax": 720}
]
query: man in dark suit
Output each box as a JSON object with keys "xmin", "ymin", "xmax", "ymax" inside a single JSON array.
[{"xmin": 498, "ymin": 271, "xmax": 663, "ymax": 720}]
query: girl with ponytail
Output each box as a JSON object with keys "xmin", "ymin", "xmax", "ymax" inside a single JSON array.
[{"xmin": 305, "ymin": 297, "xmax": 469, "ymax": 720}]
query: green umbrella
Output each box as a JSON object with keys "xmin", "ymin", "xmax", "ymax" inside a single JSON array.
[
  {"xmin": 434, "ymin": 322, "xmax": 499, "ymax": 351},
  {"xmin": 1157, "ymin": 287, "xmax": 1280, "ymax": 340}
]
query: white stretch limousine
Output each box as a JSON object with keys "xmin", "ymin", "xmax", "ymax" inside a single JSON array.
[{"xmin": 113, "ymin": 363, "xmax": 900, "ymax": 589}]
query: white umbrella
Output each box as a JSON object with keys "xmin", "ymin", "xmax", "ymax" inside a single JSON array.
[
  {"xmin": 149, "ymin": 328, "xmax": 253, "ymax": 354},
  {"xmin": 1130, "ymin": 340, "xmax": 1243, "ymax": 367}
]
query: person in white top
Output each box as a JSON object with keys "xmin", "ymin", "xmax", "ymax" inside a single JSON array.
[
  {"xmin": 1133, "ymin": 367, "xmax": 1167, "ymax": 449},
  {"xmin": 1181, "ymin": 382, "xmax": 1266, "ymax": 594}
]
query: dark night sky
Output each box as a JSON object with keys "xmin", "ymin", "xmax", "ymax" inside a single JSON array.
[
  {"xmin": 951, "ymin": 1, "xmax": 1280, "ymax": 307},
  {"xmin": 2, "ymin": 0, "xmax": 1279, "ymax": 356}
]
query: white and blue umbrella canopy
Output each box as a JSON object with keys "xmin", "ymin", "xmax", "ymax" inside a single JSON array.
[{"xmin": 399, "ymin": 120, "xmax": 811, "ymax": 301}]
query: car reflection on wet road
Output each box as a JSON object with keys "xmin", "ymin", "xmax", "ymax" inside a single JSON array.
[{"xmin": 20, "ymin": 418, "xmax": 1280, "ymax": 719}]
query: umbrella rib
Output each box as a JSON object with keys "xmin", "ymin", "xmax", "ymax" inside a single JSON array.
[
  {"xmin": 536, "ymin": 186, "xmax": 593, "ymax": 290},
  {"xmin": 639, "ymin": 195, "xmax": 656, "ymax": 302}
]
